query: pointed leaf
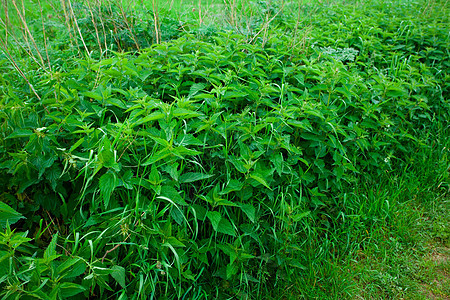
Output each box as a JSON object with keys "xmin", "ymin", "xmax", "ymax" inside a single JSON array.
[
  {"xmin": 148, "ymin": 165, "xmax": 161, "ymax": 185},
  {"xmin": 99, "ymin": 172, "xmax": 118, "ymax": 209},
  {"xmin": 249, "ymin": 173, "xmax": 272, "ymax": 190},
  {"xmin": 142, "ymin": 148, "xmax": 172, "ymax": 166},
  {"xmin": 239, "ymin": 204, "xmax": 256, "ymax": 223},
  {"xmin": 166, "ymin": 236, "xmax": 186, "ymax": 248},
  {"xmin": 59, "ymin": 282, "xmax": 86, "ymax": 298},
  {"xmin": 217, "ymin": 218, "xmax": 236, "ymax": 236},
  {"xmin": 132, "ymin": 112, "xmax": 165, "ymax": 127},
  {"xmin": 220, "ymin": 179, "xmax": 244, "ymax": 195},
  {"xmin": 44, "ymin": 233, "xmax": 58, "ymax": 261},
  {"xmin": 179, "ymin": 172, "xmax": 213, "ymax": 183},
  {"xmin": 206, "ymin": 211, "xmax": 222, "ymax": 231},
  {"xmin": 188, "ymin": 82, "xmax": 207, "ymax": 97},
  {"xmin": 6, "ymin": 129, "xmax": 33, "ymax": 139},
  {"xmin": 160, "ymin": 185, "xmax": 187, "ymax": 206},
  {"xmin": 0, "ymin": 201, "xmax": 24, "ymax": 228},
  {"xmin": 111, "ymin": 265, "xmax": 126, "ymax": 288}
]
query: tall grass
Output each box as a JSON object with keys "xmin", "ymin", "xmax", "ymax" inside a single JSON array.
[{"xmin": 0, "ymin": 0, "xmax": 448, "ymax": 299}]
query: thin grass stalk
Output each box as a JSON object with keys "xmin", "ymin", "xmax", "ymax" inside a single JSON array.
[
  {"xmin": 0, "ymin": 36, "xmax": 44, "ymax": 106},
  {"xmin": 421, "ymin": 0, "xmax": 435, "ymax": 15},
  {"xmin": 10, "ymin": 0, "xmax": 45, "ymax": 67},
  {"xmin": 12, "ymin": 0, "xmax": 29, "ymax": 48},
  {"xmin": 151, "ymin": 0, "xmax": 160, "ymax": 44},
  {"xmin": 241, "ymin": 0, "xmax": 255, "ymax": 40},
  {"xmin": 0, "ymin": 18, "xmax": 42, "ymax": 66},
  {"xmin": 59, "ymin": 0, "xmax": 78, "ymax": 50},
  {"xmin": 86, "ymin": 0, "xmax": 103, "ymax": 54},
  {"xmin": 248, "ymin": 1, "xmax": 285, "ymax": 45},
  {"xmin": 2, "ymin": 0, "xmax": 8, "ymax": 46},
  {"xmin": 289, "ymin": 0, "xmax": 303, "ymax": 55},
  {"xmin": 223, "ymin": 0, "xmax": 235, "ymax": 29},
  {"xmin": 117, "ymin": 1, "xmax": 140, "ymax": 51},
  {"xmin": 105, "ymin": 1, "xmax": 123, "ymax": 51},
  {"xmin": 66, "ymin": 0, "xmax": 89, "ymax": 53},
  {"xmin": 37, "ymin": 0, "xmax": 52, "ymax": 72},
  {"xmin": 95, "ymin": 0, "xmax": 108, "ymax": 53},
  {"xmin": 157, "ymin": 2, "xmax": 161, "ymax": 42},
  {"xmin": 19, "ymin": 0, "xmax": 30, "ymax": 46},
  {"xmin": 261, "ymin": 0, "xmax": 282, "ymax": 47},
  {"xmin": 232, "ymin": 0, "xmax": 237, "ymax": 28},
  {"xmin": 198, "ymin": 0, "xmax": 203, "ymax": 26},
  {"xmin": 46, "ymin": 0, "xmax": 64, "ymax": 23}
]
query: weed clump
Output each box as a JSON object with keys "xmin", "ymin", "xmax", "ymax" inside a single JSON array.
[{"xmin": 0, "ymin": 0, "xmax": 448, "ymax": 299}]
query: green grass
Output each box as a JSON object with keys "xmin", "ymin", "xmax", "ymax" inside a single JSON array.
[{"xmin": 0, "ymin": 0, "xmax": 449, "ymax": 299}]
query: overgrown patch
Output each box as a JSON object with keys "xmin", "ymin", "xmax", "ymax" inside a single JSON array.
[{"xmin": 0, "ymin": 0, "xmax": 449, "ymax": 298}]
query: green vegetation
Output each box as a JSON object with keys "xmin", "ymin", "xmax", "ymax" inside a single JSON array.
[{"xmin": 0, "ymin": 0, "xmax": 448, "ymax": 298}]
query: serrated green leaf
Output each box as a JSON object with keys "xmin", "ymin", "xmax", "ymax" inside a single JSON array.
[
  {"xmin": 0, "ymin": 201, "xmax": 24, "ymax": 228},
  {"xmin": 214, "ymin": 199, "xmax": 238, "ymax": 207},
  {"xmin": 189, "ymin": 82, "xmax": 207, "ymax": 97},
  {"xmin": 206, "ymin": 211, "xmax": 222, "ymax": 231},
  {"xmin": 249, "ymin": 173, "xmax": 271, "ymax": 190},
  {"xmin": 226, "ymin": 263, "xmax": 239, "ymax": 279},
  {"xmin": 228, "ymin": 156, "xmax": 248, "ymax": 174},
  {"xmin": 59, "ymin": 282, "xmax": 86, "ymax": 298},
  {"xmin": 220, "ymin": 179, "xmax": 244, "ymax": 195},
  {"xmin": 173, "ymin": 108, "xmax": 202, "ymax": 119},
  {"xmin": 111, "ymin": 265, "xmax": 126, "ymax": 288},
  {"xmin": 166, "ymin": 236, "xmax": 186, "ymax": 248},
  {"xmin": 179, "ymin": 172, "xmax": 213, "ymax": 183},
  {"xmin": 6, "ymin": 129, "xmax": 33, "ymax": 139},
  {"xmin": 239, "ymin": 204, "xmax": 256, "ymax": 223},
  {"xmin": 291, "ymin": 211, "xmax": 311, "ymax": 222},
  {"xmin": 176, "ymin": 134, "xmax": 203, "ymax": 146},
  {"xmin": 174, "ymin": 146, "xmax": 202, "ymax": 157},
  {"xmin": 191, "ymin": 204, "xmax": 207, "ymax": 221},
  {"xmin": 56, "ymin": 258, "xmax": 81, "ymax": 274},
  {"xmin": 287, "ymin": 119, "xmax": 313, "ymax": 131},
  {"xmin": 106, "ymin": 98, "xmax": 127, "ymax": 109},
  {"xmin": 82, "ymin": 91, "xmax": 103, "ymax": 101},
  {"xmin": 132, "ymin": 112, "xmax": 165, "ymax": 127},
  {"xmin": 44, "ymin": 233, "xmax": 58, "ymax": 261},
  {"xmin": 99, "ymin": 172, "xmax": 118, "ymax": 209},
  {"xmin": 60, "ymin": 259, "xmax": 86, "ymax": 279},
  {"xmin": 98, "ymin": 138, "xmax": 119, "ymax": 170},
  {"xmin": 69, "ymin": 137, "xmax": 85, "ymax": 153},
  {"xmin": 217, "ymin": 218, "xmax": 236, "ymax": 236},
  {"xmin": 6, "ymin": 232, "xmax": 32, "ymax": 249},
  {"xmin": 142, "ymin": 148, "xmax": 171, "ymax": 166},
  {"xmin": 160, "ymin": 185, "xmax": 187, "ymax": 206},
  {"xmin": 148, "ymin": 165, "xmax": 161, "ymax": 185}
]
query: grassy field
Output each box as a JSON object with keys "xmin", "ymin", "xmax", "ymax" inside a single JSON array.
[{"xmin": 0, "ymin": 0, "xmax": 449, "ymax": 299}]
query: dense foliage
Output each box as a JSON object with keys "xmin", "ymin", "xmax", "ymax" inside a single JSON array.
[{"xmin": 0, "ymin": 0, "xmax": 448, "ymax": 298}]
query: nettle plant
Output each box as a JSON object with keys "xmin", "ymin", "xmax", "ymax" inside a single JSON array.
[{"xmin": 0, "ymin": 0, "xmax": 448, "ymax": 297}]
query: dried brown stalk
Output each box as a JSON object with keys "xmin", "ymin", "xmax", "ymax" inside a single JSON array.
[
  {"xmin": 86, "ymin": 0, "xmax": 103, "ymax": 53},
  {"xmin": 11, "ymin": 0, "xmax": 45, "ymax": 67},
  {"xmin": 0, "ymin": 18, "xmax": 42, "ymax": 66},
  {"xmin": 66, "ymin": 0, "xmax": 90, "ymax": 53},
  {"xmin": 117, "ymin": 0, "xmax": 140, "ymax": 51},
  {"xmin": 2, "ymin": 0, "xmax": 8, "ymax": 46},
  {"xmin": 151, "ymin": 0, "xmax": 160, "ymax": 44},
  {"xmin": 37, "ymin": 0, "xmax": 52, "ymax": 72},
  {"xmin": 0, "ymin": 36, "xmax": 45, "ymax": 107}
]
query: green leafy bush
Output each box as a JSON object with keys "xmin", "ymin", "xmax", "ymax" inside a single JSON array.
[{"xmin": 0, "ymin": 0, "xmax": 448, "ymax": 298}]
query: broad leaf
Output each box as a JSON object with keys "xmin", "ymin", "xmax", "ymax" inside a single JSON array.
[
  {"xmin": 0, "ymin": 201, "xmax": 24, "ymax": 228},
  {"xmin": 99, "ymin": 172, "xmax": 118, "ymax": 209},
  {"xmin": 111, "ymin": 265, "xmax": 126, "ymax": 288},
  {"xmin": 179, "ymin": 172, "xmax": 213, "ymax": 183}
]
